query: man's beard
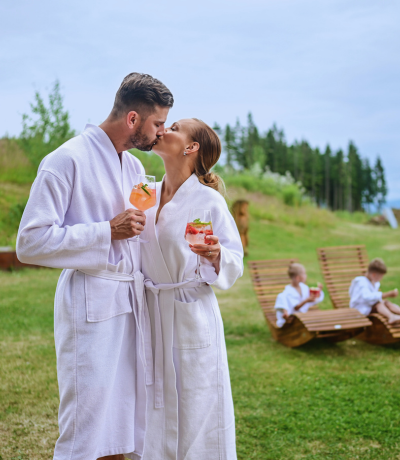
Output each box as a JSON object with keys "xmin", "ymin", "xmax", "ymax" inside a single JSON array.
[{"xmin": 129, "ymin": 123, "xmax": 156, "ymax": 152}]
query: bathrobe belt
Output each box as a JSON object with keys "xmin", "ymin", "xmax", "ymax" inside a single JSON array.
[
  {"xmin": 144, "ymin": 278, "xmax": 207, "ymax": 409},
  {"xmin": 78, "ymin": 269, "xmax": 207, "ymax": 409},
  {"xmin": 77, "ymin": 269, "xmax": 154, "ymax": 387}
]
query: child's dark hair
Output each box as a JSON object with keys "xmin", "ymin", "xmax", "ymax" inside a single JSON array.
[{"xmin": 368, "ymin": 258, "xmax": 387, "ymax": 275}]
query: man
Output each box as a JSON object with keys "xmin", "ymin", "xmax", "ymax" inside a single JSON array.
[{"xmin": 17, "ymin": 73, "xmax": 174, "ymax": 460}]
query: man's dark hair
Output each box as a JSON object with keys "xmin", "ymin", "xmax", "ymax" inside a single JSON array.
[{"xmin": 111, "ymin": 73, "xmax": 174, "ymax": 119}]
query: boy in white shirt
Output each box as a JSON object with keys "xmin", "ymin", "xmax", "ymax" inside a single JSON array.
[
  {"xmin": 349, "ymin": 258, "xmax": 400, "ymax": 324},
  {"xmin": 275, "ymin": 263, "xmax": 324, "ymax": 328}
]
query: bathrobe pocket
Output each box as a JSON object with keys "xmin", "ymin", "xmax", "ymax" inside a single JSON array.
[
  {"xmin": 173, "ymin": 299, "xmax": 211, "ymax": 349},
  {"xmin": 84, "ymin": 275, "xmax": 131, "ymax": 322}
]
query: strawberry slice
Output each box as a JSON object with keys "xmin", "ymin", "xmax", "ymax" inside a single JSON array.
[
  {"xmin": 186, "ymin": 224, "xmax": 199, "ymax": 235},
  {"xmin": 205, "ymin": 229, "xmax": 213, "ymax": 236}
]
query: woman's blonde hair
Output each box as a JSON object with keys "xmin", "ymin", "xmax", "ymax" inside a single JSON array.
[
  {"xmin": 189, "ymin": 118, "xmax": 225, "ymax": 195},
  {"xmin": 288, "ymin": 263, "xmax": 306, "ymax": 279}
]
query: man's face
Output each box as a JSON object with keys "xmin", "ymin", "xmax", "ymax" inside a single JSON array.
[{"xmin": 130, "ymin": 106, "xmax": 169, "ymax": 152}]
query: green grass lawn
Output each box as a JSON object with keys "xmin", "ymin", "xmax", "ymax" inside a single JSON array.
[{"xmin": 1, "ymin": 213, "xmax": 400, "ymax": 459}]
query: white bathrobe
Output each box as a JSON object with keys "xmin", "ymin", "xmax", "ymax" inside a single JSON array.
[
  {"xmin": 140, "ymin": 174, "xmax": 243, "ymax": 460},
  {"xmin": 349, "ymin": 276, "xmax": 382, "ymax": 315},
  {"xmin": 16, "ymin": 124, "xmax": 151, "ymax": 460},
  {"xmin": 274, "ymin": 283, "xmax": 325, "ymax": 328}
]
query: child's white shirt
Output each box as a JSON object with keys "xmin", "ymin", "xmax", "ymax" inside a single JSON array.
[
  {"xmin": 349, "ymin": 276, "xmax": 382, "ymax": 315},
  {"xmin": 274, "ymin": 282, "xmax": 325, "ymax": 328}
]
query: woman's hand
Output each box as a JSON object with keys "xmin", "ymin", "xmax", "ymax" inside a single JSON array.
[{"xmin": 189, "ymin": 235, "xmax": 221, "ymax": 263}]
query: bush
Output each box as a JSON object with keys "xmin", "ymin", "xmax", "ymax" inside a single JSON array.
[
  {"xmin": 8, "ymin": 200, "xmax": 28, "ymax": 228},
  {"xmin": 221, "ymin": 167, "xmax": 305, "ymax": 206},
  {"xmin": 0, "ymin": 138, "xmax": 36, "ymax": 184},
  {"xmin": 282, "ymin": 185, "xmax": 302, "ymax": 206},
  {"xmin": 129, "ymin": 149, "xmax": 165, "ymax": 180}
]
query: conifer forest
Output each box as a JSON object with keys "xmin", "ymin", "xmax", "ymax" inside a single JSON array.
[{"xmin": 216, "ymin": 114, "xmax": 387, "ymax": 211}]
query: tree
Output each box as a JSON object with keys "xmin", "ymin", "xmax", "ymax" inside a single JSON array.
[
  {"xmin": 218, "ymin": 116, "xmax": 386, "ymax": 212},
  {"xmin": 19, "ymin": 80, "xmax": 76, "ymax": 168},
  {"xmin": 374, "ymin": 156, "xmax": 387, "ymax": 211},
  {"xmin": 224, "ymin": 124, "xmax": 236, "ymax": 170},
  {"xmin": 324, "ymin": 145, "xmax": 331, "ymax": 209},
  {"xmin": 361, "ymin": 158, "xmax": 375, "ymax": 212}
]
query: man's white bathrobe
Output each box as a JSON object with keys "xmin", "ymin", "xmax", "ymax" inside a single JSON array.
[
  {"xmin": 17, "ymin": 124, "xmax": 151, "ymax": 460},
  {"xmin": 274, "ymin": 283, "xmax": 325, "ymax": 327},
  {"xmin": 349, "ymin": 276, "xmax": 382, "ymax": 315},
  {"xmin": 141, "ymin": 174, "xmax": 243, "ymax": 460}
]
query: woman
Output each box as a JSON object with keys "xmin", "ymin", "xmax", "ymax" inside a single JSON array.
[{"xmin": 141, "ymin": 118, "xmax": 244, "ymax": 460}]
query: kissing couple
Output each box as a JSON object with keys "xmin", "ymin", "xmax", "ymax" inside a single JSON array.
[{"xmin": 17, "ymin": 73, "xmax": 243, "ymax": 460}]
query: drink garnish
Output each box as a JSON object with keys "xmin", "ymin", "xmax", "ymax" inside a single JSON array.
[
  {"xmin": 141, "ymin": 184, "xmax": 151, "ymax": 196},
  {"xmin": 193, "ymin": 218, "xmax": 211, "ymax": 225}
]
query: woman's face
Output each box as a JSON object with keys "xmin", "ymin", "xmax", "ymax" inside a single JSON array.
[{"xmin": 152, "ymin": 118, "xmax": 196, "ymax": 159}]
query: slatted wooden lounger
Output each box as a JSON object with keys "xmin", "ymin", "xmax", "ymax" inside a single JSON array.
[
  {"xmin": 317, "ymin": 245, "xmax": 400, "ymax": 345},
  {"xmin": 248, "ymin": 258, "xmax": 371, "ymax": 348}
]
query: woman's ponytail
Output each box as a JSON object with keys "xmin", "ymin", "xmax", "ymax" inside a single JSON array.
[{"xmin": 189, "ymin": 118, "xmax": 225, "ymax": 195}]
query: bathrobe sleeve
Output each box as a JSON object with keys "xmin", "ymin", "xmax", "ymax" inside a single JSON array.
[
  {"xmin": 200, "ymin": 194, "xmax": 244, "ymax": 290},
  {"xmin": 309, "ymin": 289, "xmax": 325, "ymax": 306},
  {"xmin": 17, "ymin": 170, "xmax": 111, "ymax": 269},
  {"xmin": 274, "ymin": 293, "xmax": 288, "ymax": 328},
  {"xmin": 274, "ymin": 292, "xmax": 288, "ymax": 311}
]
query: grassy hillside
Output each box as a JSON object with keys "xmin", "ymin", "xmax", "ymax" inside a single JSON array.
[{"xmin": 1, "ymin": 180, "xmax": 400, "ymax": 458}]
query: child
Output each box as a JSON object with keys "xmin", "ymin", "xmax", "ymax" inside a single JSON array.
[
  {"xmin": 349, "ymin": 258, "xmax": 400, "ymax": 324},
  {"xmin": 275, "ymin": 263, "xmax": 324, "ymax": 328}
]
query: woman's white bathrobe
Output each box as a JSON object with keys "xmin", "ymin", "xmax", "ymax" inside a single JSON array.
[
  {"xmin": 17, "ymin": 124, "xmax": 151, "ymax": 460},
  {"xmin": 141, "ymin": 174, "xmax": 244, "ymax": 460}
]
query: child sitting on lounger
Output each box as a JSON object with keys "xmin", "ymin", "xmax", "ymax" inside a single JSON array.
[
  {"xmin": 349, "ymin": 258, "xmax": 400, "ymax": 324},
  {"xmin": 275, "ymin": 263, "xmax": 324, "ymax": 328}
]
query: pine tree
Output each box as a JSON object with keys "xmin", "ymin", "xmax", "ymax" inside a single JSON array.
[
  {"xmin": 361, "ymin": 158, "xmax": 375, "ymax": 212},
  {"xmin": 324, "ymin": 145, "xmax": 331, "ymax": 209},
  {"xmin": 218, "ymin": 117, "xmax": 387, "ymax": 213},
  {"xmin": 223, "ymin": 124, "xmax": 236, "ymax": 170},
  {"xmin": 374, "ymin": 156, "xmax": 387, "ymax": 211}
]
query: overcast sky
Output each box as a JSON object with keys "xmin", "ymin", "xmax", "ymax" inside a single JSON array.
[{"xmin": 1, "ymin": 0, "xmax": 399, "ymax": 199}]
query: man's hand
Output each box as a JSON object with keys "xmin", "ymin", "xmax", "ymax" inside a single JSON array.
[{"xmin": 110, "ymin": 209, "xmax": 146, "ymax": 240}]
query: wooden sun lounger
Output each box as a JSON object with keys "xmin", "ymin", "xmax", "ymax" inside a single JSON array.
[
  {"xmin": 248, "ymin": 259, "xmax": 371, "ymax": 348},
  {"xmin": 317, "ymin": 245, "xmax": 400, "ymax": 345}
]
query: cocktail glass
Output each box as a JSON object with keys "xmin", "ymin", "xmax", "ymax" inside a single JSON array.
[
  {"xmin": 129, "ymin": 175, "xmax": 156, "ymax": 240},
  {"xmin": 185, "ymin": 209, "xmax": 213, "ymax": 280},
  {"xmin": 310, "ymin": 287, "xmax": 321, "ymax": 298}
]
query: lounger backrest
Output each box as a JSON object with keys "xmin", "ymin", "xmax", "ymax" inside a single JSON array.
[
  {"xmin": 317, "ymin": 245, "xmax": 368, "ymax": 309},
  {"xmin": 248, "ymin": 259, "xmax": 298, "ymax": 315}
]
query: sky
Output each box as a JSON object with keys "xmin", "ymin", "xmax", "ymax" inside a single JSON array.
[{"xmin": 1, "ymin": 0, "xmax": 399, "ymax": 199}]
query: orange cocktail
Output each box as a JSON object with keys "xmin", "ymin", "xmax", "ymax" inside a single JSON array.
[{"xmin": 129, "ymin": 182, "xmax": 156, "ymax": 211}]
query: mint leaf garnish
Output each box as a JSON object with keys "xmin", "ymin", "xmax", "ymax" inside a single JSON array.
[{"xmin": 141, "ymin": 184, "xmax": 151, "ymax": 196}]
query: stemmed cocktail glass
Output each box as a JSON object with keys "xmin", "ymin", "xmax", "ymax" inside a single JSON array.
[
  {"xmin": 185, "ymin": 209, "xmax": 213, "ymax": 280},
  {"xmin": 129, "ymin": 175, "xmax": 156, "ymax": 241}
]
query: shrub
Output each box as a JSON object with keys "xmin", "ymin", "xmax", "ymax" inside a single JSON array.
[
  {"xmin": 282, "ymin": 185, "xmax": 302, "ymax": 206},
  {"xmin": 0, "ymin": 138, "xmax": 36, "ymax": 184},
  {"xmin": 129, "ymin": 149, "xmax": 165, "ymax": 180},
  {"xmin": 8, "ymin": 200, "xmax": 28, "ymax": 228},
  {"xmin": 221, "ymin": 167, "xmax": 305, "ymax": 206}
]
